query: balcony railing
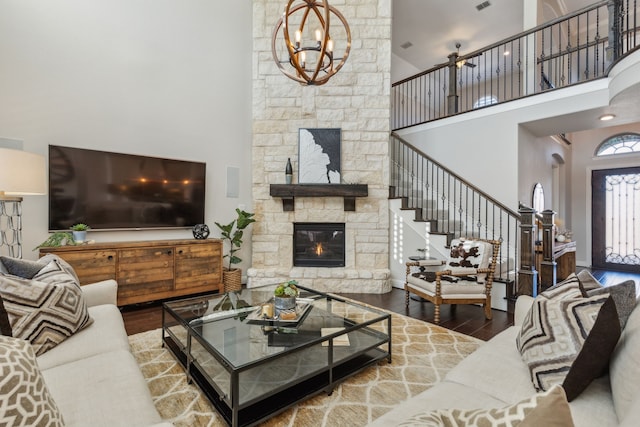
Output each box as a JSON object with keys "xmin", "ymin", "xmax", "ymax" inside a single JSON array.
[{"xmin": 392, "ymin": 0, "xmax": 640, "ymax": 130}]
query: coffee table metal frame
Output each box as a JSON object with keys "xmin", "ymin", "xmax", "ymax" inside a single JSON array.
[{"xmin": 162, "ymin": 284, "xmax": 392, "ymax": 427}]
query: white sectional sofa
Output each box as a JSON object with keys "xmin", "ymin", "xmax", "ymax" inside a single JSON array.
[
  {"xmin": 39, "ymin": 279, "xmax": 172, "ymax": 427},
  {"xmin": 369, "ymin": 292, "xmax": 640, "ymax": 426}
]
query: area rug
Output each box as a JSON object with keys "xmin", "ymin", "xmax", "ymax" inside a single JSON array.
[{"xmin": 128, "ymin": 312, "xmax": 482, "ymax": 427}]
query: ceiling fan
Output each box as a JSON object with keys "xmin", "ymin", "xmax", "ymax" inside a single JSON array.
[
  {"xmin": 454, "ymin": 43, "xmax": 477, "ymax": 68},
  {"xmin": 435, "ymin": 43, "xmax": 478, "ymax": 68}
]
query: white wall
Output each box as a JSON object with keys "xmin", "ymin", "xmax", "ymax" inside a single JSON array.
[
  {"xmin": 517, "ymin": 129, "xmax": 571, "ymax": 218},
  {"xmin": 396, "ymin": 78, "xmax": 613, "ymax": 209},
  {"xmin": 391, "ymin": 52, "xmax": 422, "ymax": 82},
  {"xmin": 0, "ymin": 1, "xmax": 253, "ymax": 265}
]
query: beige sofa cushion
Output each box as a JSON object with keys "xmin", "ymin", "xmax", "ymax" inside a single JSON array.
[
  {"xmin": 37, "ymin": 304, "xmax": 131, "ymax": 370},
  {"xmin": 609, "ymin": 298, "xmax": 640, "ymax": 423},
  {"xmin": 445, "ymin": 327, "xmax": 536, "ymax": 403},
  {"xmin": 42, "ymin": 349, "xmax": 163, "ymax": 427}
]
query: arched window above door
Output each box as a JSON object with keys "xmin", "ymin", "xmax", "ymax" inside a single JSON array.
[
  {"xmin": 532, "ymin": 183, "xmax": 544, "ymax": 213},
  {"xmin": 595, "ymin": 133, "xmax": 640, "ymax": 156}
]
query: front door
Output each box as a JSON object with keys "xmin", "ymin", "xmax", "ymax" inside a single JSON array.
[{"xmin": 592, "ymin": 167, "xmax": 640, "ymax": 271}]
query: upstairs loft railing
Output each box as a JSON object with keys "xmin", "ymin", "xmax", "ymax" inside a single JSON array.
[
  {"xmin": 392, "ymin": 0, "xmax": 639, "ymax": 130},
  {"xmin": 390, "ymin": 132, "xmax": 521, "ymax": 290}
]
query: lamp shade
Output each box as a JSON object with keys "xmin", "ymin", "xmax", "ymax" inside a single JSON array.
[{"xmin": 0, "ymin": 148, "xmax": 47, "ymax": 196}]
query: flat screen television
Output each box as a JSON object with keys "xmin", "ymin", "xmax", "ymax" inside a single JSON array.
[{"xmin": 48, "ymin": 145, "xmax": 206, "ymax": 231}]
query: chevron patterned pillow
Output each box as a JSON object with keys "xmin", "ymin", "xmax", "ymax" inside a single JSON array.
[
  {"xmin": 0, "ymin": 258, "xmax": 93, "ymax": 356},
  {"xmin": 397, "ymin": 385, "xmax": 574, "ymax": 427},
  {"xmin": 0, "ymin": 336, "xmax": 65, "ymax": 426},
  {"xmin": 517, "ymin": 280, "xmax": 621, "ymax": 401}
]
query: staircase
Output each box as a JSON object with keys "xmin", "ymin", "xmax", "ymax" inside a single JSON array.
[{"xmin": 389, "ymin": 132, "xmax": 520, "ymax": 307}]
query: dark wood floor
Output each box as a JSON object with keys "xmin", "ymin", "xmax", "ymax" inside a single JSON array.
[
  {"xmin": 121, "ymin": 288, "xmax": 512, "ymax": 341},
  {"xmin": 121, "ymin": 268, "xmax": 640, "ymax": 341}
]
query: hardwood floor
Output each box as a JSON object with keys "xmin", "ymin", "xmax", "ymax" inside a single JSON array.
[
  {"xmin": 121, "ymin": 288, "xmax": 514, "ymax": 341},
  {"xmin": 121, "ymin": 269, "xmax": 640, "ymax": 340}
]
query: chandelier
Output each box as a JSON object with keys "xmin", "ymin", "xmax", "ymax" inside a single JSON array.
[{"xmin": 271, "ymin": 0, "xmax": 351, "ymax": 86}]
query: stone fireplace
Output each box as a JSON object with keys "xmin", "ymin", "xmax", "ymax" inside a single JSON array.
[{"xmin": 247, "ymin": 0, "xmax": 392, "ymax": 294}]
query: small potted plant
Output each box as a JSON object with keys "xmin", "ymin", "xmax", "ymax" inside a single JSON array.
[
  {"xmin": 70, "ymin": 223, "xmax": 90, "ymax": 243},
  {"xmin": 214, "ymin": 209, "xmax": 256, "ymax": 292},
  {"xmin": 273, "ymin": 280, "xmax": 299, "ymax": 310}
]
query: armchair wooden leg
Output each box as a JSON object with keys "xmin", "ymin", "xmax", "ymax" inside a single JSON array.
[
  {"xmin": 434, "ymin": 304, "xmax": 441, "ymax": 324},
  {"xmin": 484, "ymin": 302, "xmax": 493, "ymax": 320},
  {"xmin": 405, "ymin": 287, "xmax": 410, "ymax": 307}
]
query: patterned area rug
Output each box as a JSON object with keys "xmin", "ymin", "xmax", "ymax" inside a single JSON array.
[{"xmin": 128, "ymin": 312, "xmax": 482, "ymax": 427}]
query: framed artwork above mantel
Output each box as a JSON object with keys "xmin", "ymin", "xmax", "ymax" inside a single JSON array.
[{"xmin": 298, "ymin": 128, "xmax": 341, "ymax": 184}]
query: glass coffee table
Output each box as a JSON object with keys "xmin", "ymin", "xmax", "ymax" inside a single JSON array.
[{"xmin": 162, "ymin": 284, "xmax": 391, "ymax": 427}]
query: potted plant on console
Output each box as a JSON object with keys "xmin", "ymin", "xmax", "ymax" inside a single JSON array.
[
  {"xmin": 215, "ymin": 208, "xmax": 256, "ymax": 292},
  {"xmin": 70, "ymin": 223, "xmax": 90, "ymax": 243}
]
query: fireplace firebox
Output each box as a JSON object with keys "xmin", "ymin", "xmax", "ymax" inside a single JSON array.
[{"xmin": 293, "ymin": 223, "xmax": 345, "ymax": 267}]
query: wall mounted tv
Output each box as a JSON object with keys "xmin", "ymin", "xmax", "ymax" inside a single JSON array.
[{"xmin": 48, "ymin": 145, "xmax": 206, "ymax": 231}]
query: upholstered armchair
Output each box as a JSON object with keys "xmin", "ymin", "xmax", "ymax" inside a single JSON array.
[{"xmin": 405, "ymin": 238, "xmax": 501, "ymax": 323}]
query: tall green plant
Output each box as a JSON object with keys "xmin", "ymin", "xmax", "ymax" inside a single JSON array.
[{"xmin": 214, "ymin": 209, "xmax": 256, "ymax": 270}]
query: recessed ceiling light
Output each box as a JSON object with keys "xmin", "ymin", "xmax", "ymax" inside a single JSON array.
[{"xmin": 599, "ymin": 114, "xmax": 616, "ymax": 121}]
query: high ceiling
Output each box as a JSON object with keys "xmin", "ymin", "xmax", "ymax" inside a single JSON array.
[{"xmin": 392, "ymin": 0, "xmax": 594, "ymax": 76}]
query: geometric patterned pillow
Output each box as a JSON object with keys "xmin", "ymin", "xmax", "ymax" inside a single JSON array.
[
  {"xmin": 396, "ymin": 385, "xmax": 575, "ymax": 427},
  {"xmin": 0, "ymin": 335, "xmax": 65, "ymax": 426},
  {"xmin": 516, "ymin": 284, "xmax": 621, "ymax": 401},
  {"xmin": 0, "ymin": 259, "xmax": 93, "ymax": 356},
  {"xmin": 37, "ymin": 254, "xmax": 81, "ymax": 284}
]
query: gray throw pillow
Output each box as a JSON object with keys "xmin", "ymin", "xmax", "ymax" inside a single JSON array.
[
  {"xmin": 0, "ymin": 256, "xmax": 44, "ymax": 279},
  {"xmin": 587, "ymin": 280, "xmax": 637, "ymax": 329}
]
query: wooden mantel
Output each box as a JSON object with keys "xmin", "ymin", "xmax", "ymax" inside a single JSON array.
[{"xmin": 269, "ymin": 184, "xmax": 368, "ymax": 211}]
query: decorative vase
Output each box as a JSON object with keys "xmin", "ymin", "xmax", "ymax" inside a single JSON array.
[
  {"xmin": 223, "ymin": 268, "xmax": 242, "ymax": 292},
  {"xmin": 285, "ymin": 157, "xmax": 293, "ymax": 184},
  {"xmin": 72, "ymin": 230, "xmax": 87, "ymax": 243},
  {"xmin": 274, "ymin": 296, "xmax": 296, "ymax": 311},
  {"xmin": 192, "ymin": 224, "xmax": 210, "ymax": 239}
]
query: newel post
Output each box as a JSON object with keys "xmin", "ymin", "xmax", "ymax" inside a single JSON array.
[
  {"xmin": 517, "ymin": 206, "xmax": 538, "ymax": 297},
  {"xmin": 539, "ymin": 209, "xmax": 557, "ymax": 290}
]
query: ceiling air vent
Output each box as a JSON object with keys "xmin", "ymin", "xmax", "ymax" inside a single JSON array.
[
  {"xmin": 476, "ymin": 1, "xmax": 491, "ymax": 11},
  {"xmin": 400, "ymin": 41, "xmax": 413, "ymax": 49}
]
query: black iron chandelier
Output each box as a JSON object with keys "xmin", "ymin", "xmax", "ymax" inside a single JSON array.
[{"xmin": 271, "ymin": 0, "xmax": 351, "ymax": 86}]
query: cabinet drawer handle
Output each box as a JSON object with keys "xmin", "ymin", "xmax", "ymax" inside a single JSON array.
[
  {"xmin": 108, "ymin": 255, "xmax": 114, "ymax": 261},
  {"xmin": 178, "ymin": 249, "xmax": 184, "ymax": 255},
  {"xmin": 167, "ymin": 250, "xmax": 172, "ymax": 255}
]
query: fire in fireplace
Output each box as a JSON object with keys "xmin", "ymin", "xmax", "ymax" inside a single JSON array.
[{"xmin": 293, "ymin": 222, "xmax": 345, "ymax": 267}]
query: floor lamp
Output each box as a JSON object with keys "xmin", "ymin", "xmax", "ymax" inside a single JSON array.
[{"xmin": 0, "ymin": 148, "xmax": 47, "ymax": 259}]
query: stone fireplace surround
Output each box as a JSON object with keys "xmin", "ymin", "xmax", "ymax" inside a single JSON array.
[{"xmin": 248, "ymin": 0, "xmax": 392, "ymax": 294}]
